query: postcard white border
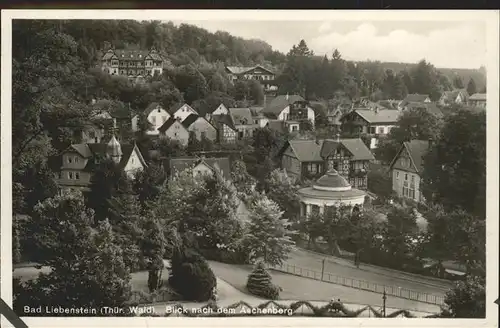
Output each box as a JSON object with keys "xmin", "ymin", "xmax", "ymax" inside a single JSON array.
[{"xmin": 1, "ymin": 9, "xmax": 499, "ymax": 328}]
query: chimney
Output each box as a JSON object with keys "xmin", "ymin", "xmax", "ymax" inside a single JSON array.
[
  {"xmin": 286, "ymin": 93, "xmax": 289, "ymax": 100},
  {"xmin": 374, "ymin": 107, "xmax": 379, "ymax": 114},
  {"xmin": 336, "ymin": 133, "xmax": 340, "ymax": 142}
]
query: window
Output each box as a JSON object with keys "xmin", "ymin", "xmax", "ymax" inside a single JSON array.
[
  {"xmin": 174, "ymin": 132, "xmax": 178, "ymax": 137},
  {"xmin": 378, "ymin": 127, "xmax": 384, "ymax": 134},
  {"xmin": 308, "ymin": 163, "xmax": 318, "ymax": 174},
  {"xmin": 396, "ymin": 171, "xmax": 399, "ymax": 179},
  {"xmin": 68, "ymin": 157, "xmax": 72, "ymax": 164},
  {"xmin": 403, "ymin": 181, "xmax": 409, "ymax": 197},
  {"xmin": 409, "ymin": 180, "xmax": 416, "ymax": 200},
  {"xmin": 68, "ymin": 172, "xmax": 73, "ymax": 179},
  {"xmin": 151, "ymin": 116, "xmax": 156, "ymax": 124},
  {"xmin": 74, "ymin": 157, "xmax": 79, "ymax": 163},
  {"xmin": 411, "ymin": 175, "xmax": 415, "ymax": 183},
  {"xmin": 75, "ymin": 172, "xmax": 80, "ymax": 180},
  {"xmin": 131, "ymin": 158, "xmax": 135, "ymax": 164},
  {"xmin": 292, "ymin": 125, "xmax": 298, "ymax": 132},
  {"xmin": 157, "ymin": 108, "xmax": 161, "ymax": 113},
  {"xmin": 405, "ymin": 173, "xmax": 408, "ymax": 181},
  {"xmin": 369, "ymin": 127, "xmax": 376, "ymax": 134}
]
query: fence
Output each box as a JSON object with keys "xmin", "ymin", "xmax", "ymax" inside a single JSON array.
[{"xmin": 271, "ymin": 263, "xmax": 445, "ymax": 306}]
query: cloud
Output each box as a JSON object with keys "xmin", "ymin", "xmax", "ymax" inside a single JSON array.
[
  {"xmin": 318, "ymin": 22, "xmax": 332, "ymax": 33},
  {"xmin": 309, "ymin": 23, "xmax": 486, "ymax": 69}
]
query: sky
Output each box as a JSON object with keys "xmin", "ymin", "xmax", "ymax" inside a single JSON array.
[{"xmin": 169, "ymin": 20, "xmax": 486, "ymax": 69}]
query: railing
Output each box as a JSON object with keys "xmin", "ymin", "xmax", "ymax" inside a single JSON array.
[{"xmin": 271, "ymin": 263, "xmax": 445, "ymax": 306}]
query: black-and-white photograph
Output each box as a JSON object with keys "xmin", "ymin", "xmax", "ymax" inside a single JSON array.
[{"xmin": 1, "ymin": 10, "xmax": 498, "ymax": 326}]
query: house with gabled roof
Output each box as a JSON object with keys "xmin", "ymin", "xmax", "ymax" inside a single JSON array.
[
  {"xmin": 279, "ymin": 137, "xmax": 375, "ymax": 189},
  {"xmin": 181, "ymin": 114, "xmax": 218, "ymax": 142},
  {"xmin": 398, "ymin": 94, "xmax": 431, "ymax": 110},
  {"xmin": 403, "ymin": 102, "xmax": 443, "ymax": 118},
  {"xmin": 225, "ymin": 65, "xmax": 278, "ymax": 92},
  {"xmin": 131, "ymin": 102, "xmax": 171, "ymax": 135},
  {"xmin": 169, "ymin": 103, "xmax": 199, "ymax": 122},
  {"xmin": 55, "ymin": 135, "xmax": 147, "ymax": 193},
  {"xmin": 212, "ymin": 103, "xmax": 229, "ymax": 116},
  {"xmin": 210, "ymin": 114, "xmax": 238, "ymax": 144},
  {"xmin": 157, "ymin": 117, "xmax": 190, "ymax": 146},
  {"xmin": 389, "ymin": 140, "xmax": 430, "ymax": 203},
  {"xmin": 340, "ymin": 108, "xmax": 400, "ymax": 149},
  {"xmin": 167, "ymin": 156, "xmax": 231, "ymax": 181},
  {"xmin": 262, "ymin": 95, "xmax": 315, "ymax": 123},
  {"xmin": 227, "ymin": 107, "xmax": 258, "ymax": 139},
  {"xmin": 101, "ymin": 48, "xmax": 164, "ymax": 78},
  {"xmin": 468, "ymin": 93, "xmax": 487, "ymax": 108},
  {"xmin": 438, "ymin": 89, "xmax": 469, "ymax": 107}
]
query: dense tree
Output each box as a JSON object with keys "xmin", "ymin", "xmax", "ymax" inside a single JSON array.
[
  {"xmin": 246, "ymin": 79, "xmax": 265, "ymax": 105},
  {"xmin": 423, "ymin": 206, "xmax": 485, "ymax": 275},
  {"xmin": 409, "ymin": 60, "xmax": 441, "ymax": 100},
  {"xmin": 240, "ymin": 196, "xmax": 295, "ymax": 266},
  {"xmin": 154, "ymin": 169, "xmax": 243, "ymax": 252},
  {"xmin": 264, "ymin": 169, "xmax": 301, "ymax": 227},
  {"xmin": 246, "ymin": 261, "xmax": 281, "ymax": 299},
  {"xmin": 14, "ymin": 192, "xmax": 132, "ymax": 315},
  {"xmin": 132, "ymin": 162, "xmax": 165, "ymax": 211},
  {"xmin": 466, "ymin": 78, "xmax": 477, "ymax": 95},
  {"xmin": 86, "ymin": 157, "xmax": 133, "ymax": 222},
  {"xmin": 421, "ymin": 109, "xmax": 486, "ymax": 218},
  {"xmin": 230, "ymin": 159, "xmax": 257, "ymax": 195},
  {"xmin": 141, "ymin": 218, "xmax": 166, "ymax": 292},
  {"xmin": 442, "ymin": 275, "xmax": 485, "ymax": 318},
  {"xmin": 383, "ymin": 205, "xmax": 419, "ymax": 266},
  {"xmin": 382, "ymin": 69, "xmax": 408, "ymax": 100},
  {"xmin": 452, "ymin": 75, "xmax": 464, "ymax": 89},
  {"xmin": 374, "ymin": 106, "xmax": 442, "ymax": 164},
  {"xmin": 168, "ymin": 245, "xmax": 217, "ymax": 302}
]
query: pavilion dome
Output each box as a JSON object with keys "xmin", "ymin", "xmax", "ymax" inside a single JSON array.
[
  {"xmin": 313, "ymin": 169, "xmax": 352, "ymax": 192},
  {"xmin": 106, "ymin": 135, "xmax": 122, "ymax": 157}
]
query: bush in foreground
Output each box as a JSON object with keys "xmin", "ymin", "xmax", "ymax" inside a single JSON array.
[
  {"xmin": 168, "ymin": 246, "xmax": 217, "ymax": 302},
  {"xmin": 246, "ymin": 261, "xmax": 281, "ymax": 299}
]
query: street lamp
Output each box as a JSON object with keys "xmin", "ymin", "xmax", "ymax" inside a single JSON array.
[{"xmin": 382, "ymin": 289, "xmax": 387, "ymax": 317}]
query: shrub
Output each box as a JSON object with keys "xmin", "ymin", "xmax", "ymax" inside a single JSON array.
[
  {"xmin": 246, "ymin": 261, "xmax": 281, "ymax": 299},
  {"xmin": 168, "ymin": 246, "xmax": 217, "ymax": 302}
]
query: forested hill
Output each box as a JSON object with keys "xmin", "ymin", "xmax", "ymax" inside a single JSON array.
[
  {"xmin": 42, "ymin": 19, "xmax": 485, "ymax": 90},
  {"xmin": 60, "ymin": 19, "xmax": 286, "ymax": 70},
  {"xmin": 362, "ymin": 61, "xmax": 486, "ymax": 92}
]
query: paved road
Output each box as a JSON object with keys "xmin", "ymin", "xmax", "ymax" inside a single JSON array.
[
  {"xmin": 283, "ymin": 248, "xmax": 453, "ymax": 296},
  {"xmin": 208, "ymin": 261, "xmax": 441, "ymax": 314}
]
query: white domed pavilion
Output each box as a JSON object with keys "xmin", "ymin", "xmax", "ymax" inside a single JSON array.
[{"xmin": 298, "ymin": 169, "xmax": 366, "ymax": 216}]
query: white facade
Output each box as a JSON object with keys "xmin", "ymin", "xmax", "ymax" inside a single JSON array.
[
  {"xmin": 172, "ymin": 104, "xmax": 198, "ymax": 122},
  {"xmin": 299, "ymin": 195, "xmax": 365, "ymax": 216},
  {"xmin": 392, "ymin": 168, "xmax": 424, "ymax": 203},
  {"xmin": 277, "ymin": 106, "xmax": 315, "ymax": 125},
  {"xmin": 131, "ymin": 105, "xmax": 170, "ymax": 135},
  {"xmin": 123, "ymin": 147, "xmax": 146, "ymax": 178},
  {"xmin": 212, "ymin": 104, "xmax": 229, "ymax": 116}
]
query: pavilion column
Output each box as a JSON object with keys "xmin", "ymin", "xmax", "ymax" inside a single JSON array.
[
  {"xmin": 319, "ymin": 205, "xmax": 325, "ymax": 214},
  {"xmin": 306, "ymin": 204, "xmax": 312, "ymax": 216},
  {"xmin": 300, "ymin": 202, "xmax": 304, "ymax": 217}
]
